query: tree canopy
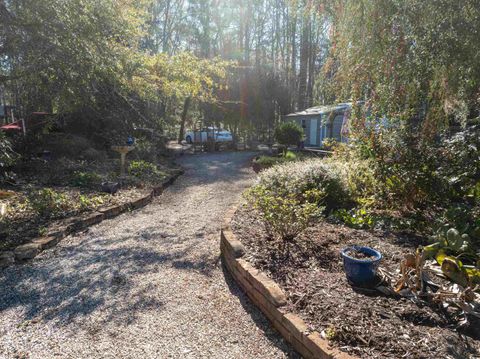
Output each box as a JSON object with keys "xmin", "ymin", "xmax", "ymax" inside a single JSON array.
[
  {"xmin": 1, "ymin": 0, "xmax": 334, "ymax": 141},
  {"xmin": 1, "ymin": 0, "xmax": 480, "ymax": 143},
  {"xmin": 321, "ymin": 0, "xmax": 480, "ymax": 131}
]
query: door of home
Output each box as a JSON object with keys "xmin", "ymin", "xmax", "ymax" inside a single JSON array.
[{"xmin": 309, "ymin": 119, "xmax": 317, "ymax": 146}]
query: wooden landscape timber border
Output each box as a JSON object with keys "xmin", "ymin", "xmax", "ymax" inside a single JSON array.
[
  {"xmin": 220, "ymin": 204, "xmax": 357, "ymax": 359},
  {"xmin": 0, "ymin": 169, "xmax": 184, "ymax": 267}
]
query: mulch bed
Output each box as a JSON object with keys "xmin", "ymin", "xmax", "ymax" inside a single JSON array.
[
  {"xmin": 0, "ymin": 187, "xmax": 146, "ymax": 251},
  {"xmin": 0, "ymin": 157, "xmax": 178, "ymax": 251},
  {"xmin": 231, "ymin": 204, "xmax": 480, "ymax": 359}
]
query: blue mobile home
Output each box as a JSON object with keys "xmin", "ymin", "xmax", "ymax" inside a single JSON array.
[{"xmin": 284, "ymin": 103, "xmax": 352, "ymax": 147}]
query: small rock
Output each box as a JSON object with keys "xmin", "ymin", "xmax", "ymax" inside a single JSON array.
[
  {"xmin": 32, "ymin": 236, "xmax": 60, "ymax": 250},
  {"xmin": 140, "ymin": 231, "xmax": 151, "ymax": 239},
  {"xmin": 14, "ymin": 243, "xmax": 41, "ymax": 260},
  {"xmin": 111, "ymin": 273, "xmax": 127, "ymax": 286},
  {"xmin": 0, "ymin": 251, "xmax": 15, "ymax": 267}
]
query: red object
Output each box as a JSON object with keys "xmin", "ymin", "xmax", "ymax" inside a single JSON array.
[{"xmin": 0, "ymin": 121, "xmax": 22, "ymax": 131}]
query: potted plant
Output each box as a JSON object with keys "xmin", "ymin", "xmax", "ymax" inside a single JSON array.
[
  {"xmin": 341, "ymin": 246, "xmax": 382, "ymax": 286},
  {"xmin": 101, "ymin": 181, "xmax": 120, "ymax": 194}
]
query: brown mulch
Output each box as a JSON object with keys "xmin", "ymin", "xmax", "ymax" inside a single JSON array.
[{"xmin": 231, "ymin": 204, "xmax": 480, "ymax": 359}]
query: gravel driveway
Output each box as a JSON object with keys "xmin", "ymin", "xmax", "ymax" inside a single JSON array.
[{"xmin": 0, "ymin": 152, "xmax": 296, "ymax": 359}]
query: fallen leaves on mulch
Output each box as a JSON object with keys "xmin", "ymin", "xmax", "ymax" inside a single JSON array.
[
  {"xmin": 0, "ymin": 158, "xmax": 178, "ymax": 251},
  {"xmin": 231, "ymin": 204, "xmax": 480, "ymax": 359}
]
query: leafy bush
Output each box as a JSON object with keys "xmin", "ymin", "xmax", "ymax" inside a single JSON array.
[
  {"xmin": 78, "ymin": 194, "xmax": 104, "ymax": 211},
  {"xmin": 247, "ymin": 157, "xmax": 386, "ymax": 236},
  {"xmin": 256, "ymin": 159, "xmax": 351, "ymax": 211},
  {"xmin": 71, "ymin": 171, "xmax": 101, "ymax": 188},
  {"xmin": 352, "ymin": 125, "xmax": 480, "ymax": 214},
  {"xmin": 322, "ymin": 124, "xmax": 480, "ymax": 237},
  {"xmin": 274, "ymin": 122, "xmax": 304, "ymax": 148},
  {"xmin": 332, "ymin": 208, "xmax": 375, "ymax": 229},
  {"xmin": 28, "ymin": 188, "xmax": 70, "ymax": 217},
  {"xmin": 0, "ymin": 132, "xmax": 18, "ymax": 180},
  {"xmin": 323, "ymin": 156, "xmax": 380, "ymax": 207},
  {"xmin": 128, "ymin": 160, "xmax": 162, "ymax": 178},
  {"xmin": 321, "ymin": 138, "xmax": 338, "ymax": 151},
  {"xmin": 254, "ymin": 155, "xmax": 283, "ymax": 167},
  {"xmin": 255, "ymin": 151, "xmax": 299, "ymax": 167},
  {"xmin": 437, "ymin": 125, "xmax": 480, "ymax": 203},
  {"xmin": 133, "ymin": 138, "xmax": 159, "ymax": 163},
  {"xmin": 283, "ymin": 150, "xmax": 298, "ymax": 161},
  {"xmin": 246, "ymin": 159, "xmax": 351, "ymax": 240},
  {"xmin": 247, "ymin": 185, "xmax": 324, "ymax": 241}
]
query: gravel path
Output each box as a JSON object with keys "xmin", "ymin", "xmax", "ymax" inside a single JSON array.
[{"xmin": 0, "ymin": 152, "xmax": 296, "ymax": 359}]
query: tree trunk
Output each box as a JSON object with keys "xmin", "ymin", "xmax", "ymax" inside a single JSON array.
[
  {"xmin": 290, "ymin": 12, "xmax": 297, "ymax": 110},
  {"xmin": 178, "ymin": 97, "xmax": 191, "ymax": 144},
  {"xmin": 307, "ymin": 20, "xmax": 317, "ymax": 108},
  {"xmin": 162, "ymin": 0, "xmax": 171, "ymax": 53},
  {"xmin": 297, "ymin": 15, "xmax": 310, "ymax": 110}
]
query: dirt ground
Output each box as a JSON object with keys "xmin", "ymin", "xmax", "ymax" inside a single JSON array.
[{"xmin": 232, "ymin": 204, "xmax": 480, "ymax": 359}]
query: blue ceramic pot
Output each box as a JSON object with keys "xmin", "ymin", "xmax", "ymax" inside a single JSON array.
[{"xmin": 341, "ymin": 246, "xmax": 382, "ymax": 286}]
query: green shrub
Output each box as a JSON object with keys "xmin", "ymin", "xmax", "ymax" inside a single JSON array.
[
  {"xmin": 438, "ymin": 125, "xmax": 480, "ymax": 203},
  {"xmin": 246, "ymin": 159, "xmax": 351, "ymax": 240},
  {"xmin": 283, "ymin": 150, "xmax": 298, "ymax": 161},
  {"xmin": 254, "ymin": 156, "xmax": 283, "ymax": 167},
  {"xmin": 247, "ymin": 185, "xmax": 325, "ymax": 241},
  {"xmin": 323, "ymin": 157, "xmax": 380, "ymax": 207},
  {"xmin": 332, "ymin": 208, "xmax": 375, "ymax": 229},
  {"xmin": 274, "ymin": 122, "xmax": 304, "ymax": 148},
  {"xmin": 28, "ymin": 188, "xmax": 70, "ymax": 217},
  {"xmin": 128, "ymin": 160, "xmax": 161, "ymax": 178},
  {"xmin": 255, "ymin": 159, "xmax": 351, "ymax": 211},
  {"xmin": 321, "ymin": 138, "xmax": 338, "ymax": 151},
  {"xmin": 254, "ymin": 151, "xmax": 299, "ymax": 168},
  {"xmin": 0, "ymin": 132, "xmax": 18, "ymax": 180},
  {"xmin": 71, "ymin": 171, "xmax": 101, "ymax": 188},
  {"xmin": 133, "ymin": 138, "xmax": 158, "ymax": 163},
  {"xmin": 78, "ymin": 194, "xmax": 104, "ymax": 211},
  {"xmin": 247, "ymin": 156, "xmax": 386, "ymax": 239}
]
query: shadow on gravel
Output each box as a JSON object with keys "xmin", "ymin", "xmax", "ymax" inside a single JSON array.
[
  {"xmin": 221, "ymin": 260, "xmax": 301, "ymax": 359},
  {"xmin": 0, "ymin": 233, "xmax": 215, "ymax": 327},
  {"xmin": 0, "ymin": 152, "xmax": 259, "ymax": 334},
  {"xmin": 171, "ymin": 254, "xmax": 220, "ymax": 276},
  {"xmin": 172, "ymin": 152, "xmax": 257, "ymax": 188}
]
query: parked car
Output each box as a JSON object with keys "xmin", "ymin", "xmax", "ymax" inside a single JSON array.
[{"xmin": 185, "ymin": 128, "xmax": 233, "ymax": 144}]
